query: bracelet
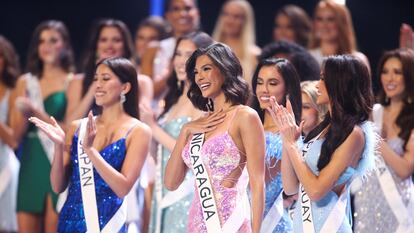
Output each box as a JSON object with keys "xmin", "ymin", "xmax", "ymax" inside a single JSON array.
[{"xmin": 282, "ymin": 190, "xmax": 296, "ymax": 199}]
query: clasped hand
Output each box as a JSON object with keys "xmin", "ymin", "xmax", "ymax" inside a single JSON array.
[
  {"xmin": 266, "ymin": 96, "xmax": 303, "ymax": 144},
  {"xmin": 183, "ymin": 109, "xmax": 226, "ymax": 136}
]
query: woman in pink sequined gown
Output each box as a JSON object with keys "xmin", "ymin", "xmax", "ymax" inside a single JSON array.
[{"xmin": 164, "ymin": 43, "xmax": 265, "ymax": 233}]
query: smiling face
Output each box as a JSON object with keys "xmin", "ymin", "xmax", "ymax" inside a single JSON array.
[
  {"xmin": 38, "ymin": 29, "xmax": 65, "ymax": 65},
  {"xmin": 255, "ymin": 65, "xmax": 286, "ymax": 109},
  {"xmin": 166, "ymin": 0, "xmax": 199, "ymax": 35},
  {"xmin": 194, "ymin": 55, "xmax": 225, "ymax": 99},
  {"xmin": 316, "ymin": 74, "xmax": 329, "ymax": 105},
  {"xmin": 173, "ymin": 39, "xmax": 197, "ymax": 81},
  {"xmin": 381, "ymin": 57, "xmax": 405, "ymax": 102},
  {"xmin": 97, "ymin": 26, "xmax": 124, "ymax": 61},
  {"xmin": 94, "ymin": 64, "xmax": 129, "ymax": 107},
  {"xmin": 314, "ymin": 6, "xmax": 338, "ymax": 42}
]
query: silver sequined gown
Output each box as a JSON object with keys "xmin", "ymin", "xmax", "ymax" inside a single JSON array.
[{"xmin": 353, "ymin": 113, "xmax": 414, "ymax": 232}]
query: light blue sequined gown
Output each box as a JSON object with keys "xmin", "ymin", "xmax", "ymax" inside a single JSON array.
[
  {"xmin": 149, "ymin": 116, "xmax": 193, "ymax": 233},
  {"xmin": 292, "ymin": 122, "xmax": 375, "ymax": 233},
  {"xmin": 263, "ymin": 132, "xmax": 293, "ymax": 232},
  {"xmin": 57, "ymin": 131, "xmax": 128, "ymax": 233}
]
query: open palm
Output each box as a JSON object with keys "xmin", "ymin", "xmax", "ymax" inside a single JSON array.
[{"xmin": 29, "ymin": 116, "xmax": 65, "ymax": 145}]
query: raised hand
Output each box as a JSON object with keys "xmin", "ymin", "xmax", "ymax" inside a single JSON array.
[
  {"xmin": 183, "ymin": 109, "xmax": 226, "ymax": 136},
  {"xmin": 29, "ymin": 116, "xmax": 65, "ymax": 145},
  {"xmin": 83, "ymin": 111, "xmax": 97, "ymax": 150},
  {"xmin": 16, "ymin": 96, "xmax": 35, "ymax": 117},
  {"xmin": 139, "ymin": 103, "xmax": 156, "ymax": 127},
  {"xmin": 266, "ymin": 96, "xmax": 303, "ymax": 144},
  {"xmin": 400, "ymin": 23, "xmax": 414, "ymax": 49}
]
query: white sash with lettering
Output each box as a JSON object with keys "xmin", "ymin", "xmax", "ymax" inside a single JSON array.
[
  {"xmin": 189, "ymin": 133, "xmax": 250, "ymax": 233},
  {"xmin": 299, "ymin": 134, "xmax": 319, "ymax": 233},
  {"xmin": 372, "ymin": 104, "xmax": 414, "ymax": 233},
  {"xmin": 300, "ymin": 132, "xmax": 354, "ymax": 233},
  {"xmin": 154, "ymin": 143, "xmax": 194, "ymax": 233},
  {"xmin": 78, "ymin": 118, "xmax": 127, "ymax": 233},
  {"xmin": 260, "ymin": 191, "xmax": 283, "ymax": 233}
]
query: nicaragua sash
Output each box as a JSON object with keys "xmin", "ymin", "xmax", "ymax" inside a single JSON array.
[
  {"xmin": 189, "ymin": 133, "xmax": 250, "ymax": 233},
  {"xmin": 372, "ymin": 104, "xmax": 414, "ymax": 232},
  {"xmin": 260, "ymin": 191, "xmax": 283, "ymax": 233},
  {"xmin": 77, "ymin": 118, "xmax": 127, "ymax": 233}
]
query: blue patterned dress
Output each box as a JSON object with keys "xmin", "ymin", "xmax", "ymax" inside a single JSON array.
[
  {"xmin": 263, "ymin": 132, "xmax": 293, "ymax": 232},
  {"xmin": 292, "ymin": 122, "xmax": 376, "ymax": 233},
  {"xmin": 57, "ymin": 131, "xmax": 128, "ymax": 233}
]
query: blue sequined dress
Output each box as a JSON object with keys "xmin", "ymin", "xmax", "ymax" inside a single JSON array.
[
  {"xmin": 57, "ymin": 131, "xmax": 128, "ymax": 233},
  {"xmin": 292, "ymin": 122, "xmax": 376, "ymax": 233},
  {"xmin": 149, "ymin": 116, "xmax": 193, "ymax": 233},
  {"xmin": 263, "ymin": 132, "xmax": 293, "ymax": 232}
]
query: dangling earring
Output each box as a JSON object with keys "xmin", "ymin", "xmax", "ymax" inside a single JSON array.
[
  {"xmin": 120, "ymin": 92, "xmax": 126, "ymax": 103},
  {"xmin": 206, "ymin": 98, "xmax": 214, "ymax": 112},
  {"xmin": 407, "ymin": 96, "xmax": 413, "ymax": 104},
  {"xmin": 177, "ymin": 80, "xmax": 182, "ymax": 90}
]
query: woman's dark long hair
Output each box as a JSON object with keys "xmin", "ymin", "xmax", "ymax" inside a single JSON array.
[
  {"xmin": 377, "ymin": 48, "xmax": 414, "ymax": 151},
  {"xmin": 186, "ymin": 43, "xmax": 249, "ymax": 111},
  {"xmin": 26, "ymin": 20, "xmax": 74, "ymax": 77},
  {"xmin": 251, "ymin": 58, "xmax": 302, "ymax": 124},
  {"xmin": 81, "ymin": 19, "xmax": 134, "ymax": 97},
  {"xmin": 96, "ymin": 57, "xmax": 139, "ymax": 118},
  {"xmin": 305, "ymin": 55, "xmax": 373, "ymax": 171},
  {"xmin": 159, "ymin": 31, "xmax": 213, "ymax": 118},
  {"xmin": 0, "ymin": 35, "xmax": 20, "ymax": 88},
  {"xmin": 276, "ymin": 5, "xmax": 312, "ymax": 47}
]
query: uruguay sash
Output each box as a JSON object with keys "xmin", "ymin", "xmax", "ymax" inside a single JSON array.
[{"xmin": 300, "ymin": 131, "xmax": 350, "ymax": 233}]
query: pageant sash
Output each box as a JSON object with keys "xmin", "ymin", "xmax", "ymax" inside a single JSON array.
[
  {"xmin": 0, "ymin": 145, "xmax": 18, "ymax": 198},
  {"xmin": 78, "ymin": 118, "xmax": 127, "ymax": 232},
  {"xmin": 154, "ymin": 144, "xmax": 194, "ymax": 233},
  {"xmin": 78, "ymin": 118, "xmax": 100, "ymax": 232},
  {"xmin": 300, "ymin": 130, "xmax": 354, "ymax": 233},
  {"xmin": 25, "ymin": 74, "xmax": 54, "ymax": 163},
  {"xmin": 299, "ymin": 132, "xmax": 320, "ymax": 233},
  {"xmin": 189, "ymin": 133, "xmax": 250, "ymax": 233},
  {"xmin": 372, "ymin": 104, "xmax": 414, "ymax": 232},
  {"xmin": 319, "ymin": 185, "xmax": 349, "ymax": 233},
  {"xmin": 375, "ymin": 159, "xmax": 414, "ymax": 232},
  {"xmin": 189, "ymin": 133, "xmax": 223, "ymax": 233},
  {"xmin": 260, "ymin": 192, "xmax": 283, "ymax": 233}
]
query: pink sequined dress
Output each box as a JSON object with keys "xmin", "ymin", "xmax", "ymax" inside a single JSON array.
[{"xmin": 182, "ymin": 107, "xmax": 251, "ymax": 233}]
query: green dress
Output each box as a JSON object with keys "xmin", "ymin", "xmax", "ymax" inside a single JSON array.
[{"xmin": 17, "ymin": 92, "xmax": 67, "ymax": 213}]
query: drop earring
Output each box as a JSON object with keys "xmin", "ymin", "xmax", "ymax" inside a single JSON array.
[
  {"xmin": 120, "ymin": 92, "xmax": 126, "ymax": 103},
  {"xmin": 206, "ymin": 98, "xmax": 214, "ymax": 112}
]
